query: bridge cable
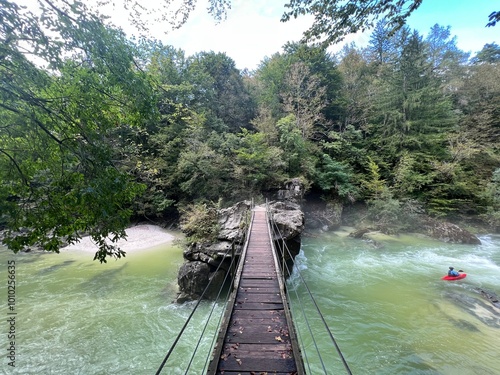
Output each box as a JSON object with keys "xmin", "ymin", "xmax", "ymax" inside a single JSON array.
[
  {"xmin": 155, "ymin": 245, "xmax": 234, "ymax": 375},
  {"xmin": 275, "ymin": 219, "xmax": 353, "ymax": 375},
  {"xmin": 270, "ymin": 218, "xmax": 327, "ymax": 374},
  {"xmin": 269, "ymin": 212, "xmax": 353, "ymax": 375},
  {"xmin": 185, "ymin": 248, "xmax": 239, "ymax": 374},
  {"xmin": 200, "ymin": 251, "xmax": 240, "ymax": 373},
  {"xmin": 273, "ymin": 232, "xmax": 313, "ymax": 374},
  {"xmin": 201, "ymin": 204, "xmax": 253, "ymax": 372}
]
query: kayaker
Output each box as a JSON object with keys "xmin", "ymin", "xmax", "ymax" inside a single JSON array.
[{"xmin": 448, "ymin": 266, "xmax": 460, "ymax": 277}]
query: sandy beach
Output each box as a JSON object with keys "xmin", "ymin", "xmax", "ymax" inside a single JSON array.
[{"xmin": 63, "ymin": 224, "xmax": 176, "ymax": 253}]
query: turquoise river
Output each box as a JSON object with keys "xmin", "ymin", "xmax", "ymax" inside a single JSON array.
[{"xmin": 1, "ymin": 227, "xmax": 499, "ymax": 374}]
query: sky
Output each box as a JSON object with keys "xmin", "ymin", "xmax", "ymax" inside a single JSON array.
[
  {"xmin": 142, "ymin": 0, "xmax": 499, "ymax": 70},
  {"xmin": 22, "ymin": 0, "xmax": 500, "ymax": 71}
]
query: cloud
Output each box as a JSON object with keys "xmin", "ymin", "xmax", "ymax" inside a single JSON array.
[{"xmin": 160, "ymin": 0, "xmax": 314, "ymax": 70}]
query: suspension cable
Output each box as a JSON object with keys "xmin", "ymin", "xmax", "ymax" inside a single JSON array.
[
  {"xmin": 155, "ymin": 245, "xmax": 234, "ymax": 375},
  {"xmin": 269, "ymin": 217, "xmax": 328, "ymax": 374},
  {"xmin": 201, "ymin": 260, "xmax": 234, "ymax": 374},
  {"xmin": 155, "ymin": 200, "xmax": 255, "ymax": 374},
  {"xmin": 268, "ymin": 205, "xmax": 353, "ymax": 375},
  {"xmin": 278, "ymin": 239, "xmax": 313, "ymax": 374},
  {"xmin": 185, "ymin": 248, "xmax": 239, "ymax": 374}
]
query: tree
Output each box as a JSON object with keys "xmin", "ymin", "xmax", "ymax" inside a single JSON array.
[
  {"xmin": 367, "ymin": 27, "xmax": 457, "ymax": 202},
  {"xmin": 282, "ymin": 0, "xmax": 423, "ymax": 46},
  {"xmin": 232, "ymin": 129, "xmax": 286, "ymax": 195},
  {"xmin": 314, "ymin": 154, "xmax": 357, "ymax": 202},
  {"xmin": 29, "ymin": 0, "xmax": 497, "ymax": 51},
  {"xmin": 0, "ymin": 0, "xmax": 155, "ymax": 261},
  {"xmin": 366, "ymin": 20, "xmax": 400, "ymax": 64},
  {"xmin": 481, "ymin": 168, "xmax": 500, "ymax": 229},
  {"xmin": 281, "ymin": 62, "xmax": 328, "ymax": 139},
  {"xmin": 186, "ymin": 52, "xmax": 256, "ymax": 132},
  {"xmin": 276, "ymin": 114, "xmax": 316, "ymax": 180},
  {"xmin": 254, "ymin": 43, "xmax": 343, "ymax": 140},
  {"xmin": 337, "ymin": 44, "xmax": 373, "ymax": 132},
  {"xmin": 487, "ymin": 11, "xmax": 500, "ymax": 27},
  {"xmin": 424, "ymin": 24, "xmax": 469, "ymax": 93},
  {"xmin": 473, "ymin": 43, "xmax": 500, "ymax": 64}
]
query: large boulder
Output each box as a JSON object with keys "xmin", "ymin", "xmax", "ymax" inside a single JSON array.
[
  {"xmin": 268, "ymin": 201, "xmax": 304, "ymax": 240},
  {"xmin": 424, "ymin": 219, "xmax": 481, "ymax": 245},
  {"xmin": 217, "ymin": 201, "xmax": 252, "ymax": 242},
  {"xmin": 276, "ymin": 178, "xmax": 304, "ymax": 203},
  {"xmin": 304, "ymin": 199, "xmax": 343, "ymax": 231},
  {"xmin": 176, "ymin": 202, "xmax": 252, "ymax": 302},
  {"xmin": 267, "ymin": 200, "xmax": 305, "ymax": 267},
  {"xmin": 175, "ymin": 199, "xmax": 305, "ymax": 302}
]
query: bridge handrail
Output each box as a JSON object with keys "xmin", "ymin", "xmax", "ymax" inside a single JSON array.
[
  {"xmin": 155, "ymin": 201, "xmax": 254, "ymax": 374},
  {"xmin": 205, "ymin": 208, "xmax": 255, "ymax": 374},
  {"xmin": 265, "ymin": 201, "xmax": 306, "ymax": 374},
  {"xmin": 266, "ymin": 200, "xmax": 353, "ymax": 375}
]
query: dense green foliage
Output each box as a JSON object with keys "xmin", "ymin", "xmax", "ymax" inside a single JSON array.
[
  {"xmin": 282, "ymin": 0, "xmax": 423, "ymax": 46},
  {"xmin": 1, "ymin": 1, "xmax": 499, "ymax": 261}
]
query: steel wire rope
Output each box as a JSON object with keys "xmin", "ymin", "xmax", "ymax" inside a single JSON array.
[
  {"xmin": 185, "ymin": 243, "xmax": 240, "ymax": 374},
  {"xmin": 286, "ymin": 269, "xmax": 313, "ymax": 374},
  {"xmin": 155, "ymin": 245, "xmax": 234, "ymax": 375},
  {"xmin": 200, "ymin": 243, "xmax": 243, "ymax": 374},
  {"xmin": 282, "ymin": 251, "xmax": 314, "ymax": 374},
  {"xmin": 271, "ymin": 225, "xmax": 313, "ymax": 374},
  {"xmin": 269, "ymin": 214, "xmax": 353, "ymax": 375},
  {"xmin": 268, "ymin": 215, "xmax": 326, "ymax": 373}
]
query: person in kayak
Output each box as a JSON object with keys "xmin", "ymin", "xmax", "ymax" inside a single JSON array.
[{"xmin": 448, "ymin": 267, "xmax": 460, "ymax": 277}]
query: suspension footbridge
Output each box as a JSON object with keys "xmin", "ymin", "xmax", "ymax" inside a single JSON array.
[
  {"xmin": 207, "ymin": 206, "xmax": 304, "ymax": 374},
  {"xmin": 155, "ymin": 203, "xmax": 352, "ymax": 374}
]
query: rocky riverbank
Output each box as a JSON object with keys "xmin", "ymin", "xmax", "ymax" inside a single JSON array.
[
  {"xmin": 175, "ymin": 199, "xmax": 305, "ymax": 302},
  {"xmin": 304, "ymin": 198, "xmax": 484, "ymax": 245}
]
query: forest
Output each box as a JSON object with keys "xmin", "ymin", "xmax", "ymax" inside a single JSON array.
[{"xmin": 1, "ymin": 0, "xmax": 499, "ymax": 261}]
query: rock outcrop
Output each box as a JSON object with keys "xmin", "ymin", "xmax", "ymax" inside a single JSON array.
[
  {"xmin": 267, "ymin": 200, "xmax": 304, "ymax": 263},
  {"xmin": 423, "ymin": 219, "xmax": 481, "ymax": 245},
  {"xmin": 175, "ymin": 199, "xmax": 305, "ymax": 303},
  {"xmin": 304, "ymin": 199, "xmax": 343, "ymax": 232},
  {"xmin": 176, "ymin": 201, "xmax": 252, "ymax": 303},
  {"xmin": 347, "ymin": 220, "xmax": 481, "ymax": 246}
]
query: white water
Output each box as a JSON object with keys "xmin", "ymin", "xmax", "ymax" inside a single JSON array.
[{"xmin": 289, "ymin": 230, "xmax": 500, "ymax": 374}]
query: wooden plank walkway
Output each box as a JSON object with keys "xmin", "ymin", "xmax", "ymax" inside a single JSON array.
[{"xmin": 208, "ymin": 207, "xmax": 304, "ymax": 375}]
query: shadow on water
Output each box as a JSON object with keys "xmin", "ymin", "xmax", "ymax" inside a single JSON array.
[
  {"xmin": 37, "ymin": 259, "xmax": 77, "ymax": 275},
  {"xmin": 400, "ymin": 353, "xmax": 440, "ymax": 375},
  {"xmin": 3, "ymin": 249, "xmax": 47, "ymax": 264},
  {"xmin": 451, "ymin": 318, "xmax": 480, "ymax": 332},
  {"xmin": 79, "ymin": 263, "xmax": 129, "ymax": 296}
]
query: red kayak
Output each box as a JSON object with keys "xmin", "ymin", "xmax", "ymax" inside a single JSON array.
[{"xmin": 441, "ymin": 273, "xmax": 467, "ymax": 280}]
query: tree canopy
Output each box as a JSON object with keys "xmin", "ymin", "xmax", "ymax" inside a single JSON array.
[{"xmin": 2, "ymin": 0, "xmax": 499, "ymax": 262}]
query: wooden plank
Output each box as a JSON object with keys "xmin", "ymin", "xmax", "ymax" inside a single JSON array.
[
  {"xmin": 236, "ymin": 293, "xmax": 282, "ymax": 304},
  {"xmin": 230, "ymin": 309, "xmax": 286, "ymax": 320},
  {"xmin": 238, "ymin": 287, "xmax": 278, "ymax": 294},
  {"xmin": 218, "ymin": 356, "xmax": 296, "ymax": 372},
  {"xmin": 240, "ymin": 279, "xmax": 280, "ymax": 287},
  {"xmin": 209, "ymin": 208, "xmax": 303, "ymax": 375},
  {"xmin": 223, "ymin": 342, "xmax": 292, "ymax": 354},
  {"xmin": 233, "ymin": 302, "xmax": 284, "ymax": 310},
  {"xmin": 240, "ymin": 275, "xmax": 276, "ymax": 280}
]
